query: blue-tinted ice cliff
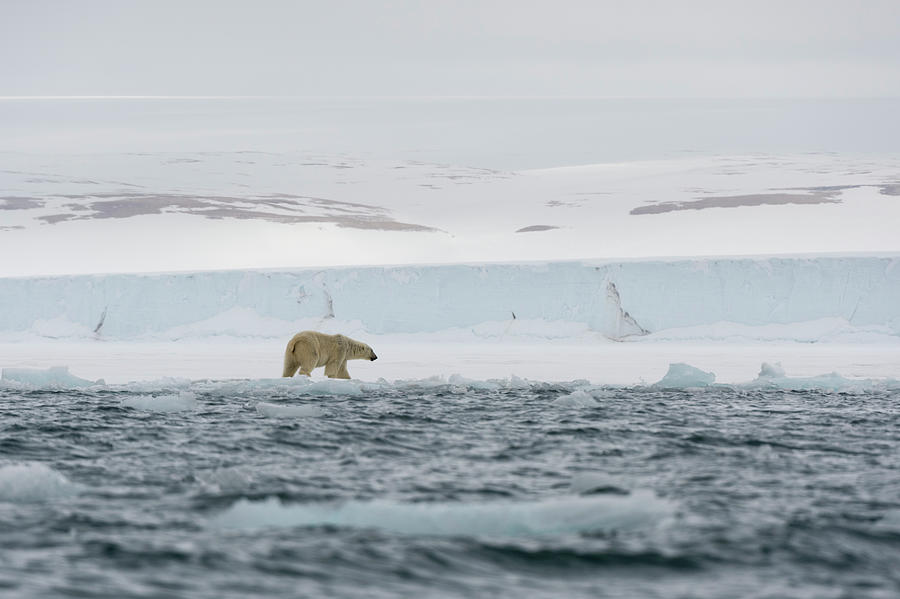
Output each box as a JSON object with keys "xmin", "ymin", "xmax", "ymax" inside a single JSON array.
[{"xmin": 0, "ymin": 257, "xmax": 898, "ymax": 342}]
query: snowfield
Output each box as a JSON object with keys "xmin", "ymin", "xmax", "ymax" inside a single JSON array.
[{"xmin": 2, "ymin": 151, "xmax": 900, "ymax": 277}]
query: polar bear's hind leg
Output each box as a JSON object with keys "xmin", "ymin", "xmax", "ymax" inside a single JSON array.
[
  {"xmin": 284, "ymin": 335, "xmax": 318, "ymax": 377},
  {"xmin": 282, "ymin": 344, "xmax": 300, "ymax": 377},
  {"xmin": 296, "ymin": 348, "xmax": 317, "ymax": 376},
  {"xmin": 282, "ymin": 359, "xmax": 299, "ymax": 378}
]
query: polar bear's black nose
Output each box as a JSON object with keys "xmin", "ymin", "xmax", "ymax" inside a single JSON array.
[{"xmin": 371, "ymin": 354, "xmax": 378, "ymax": 361}]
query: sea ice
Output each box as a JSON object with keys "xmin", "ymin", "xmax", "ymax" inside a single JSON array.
[
  {"xmin": 0, "ymin": 366, "xmax": 102, "ymax": 389},
  {"xmin": 121, "ymin": 392, "xmax": 198, "ymax": 412},
  {"xmin": 211, "ymin": 490, "xmax": 673, "ymax": 537},
  {"xmin": 0, "ymin": 462, "xmax": 80, "ymax": 502},
  {"xmin": 551, "ymin": 389, "xmax": 599, "ymax": 408},
  {"xmin": 652, "ymin": 363, "xmax": 716, "ymax": 388},
  {"xmin": 745, "ymin": 370, "xmax": 897, "ymax": 392},
  {"xmin": 256, "ymin": 402, "xmax": 324, "ymax": 418},
  {"xmin": 302, "ymin": 379, "xmax": 364, "ymax": 396}
]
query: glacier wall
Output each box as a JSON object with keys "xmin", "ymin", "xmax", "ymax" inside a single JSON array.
[{"xmin": 0, "ymin": 257, "xmax": 898, "ymax": 341}]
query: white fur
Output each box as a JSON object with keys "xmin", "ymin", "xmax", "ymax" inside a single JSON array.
[{"xmin": 282, "ymin": 331, "xmax": 376, "ymax": 379}]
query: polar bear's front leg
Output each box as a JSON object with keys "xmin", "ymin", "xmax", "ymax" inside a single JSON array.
[
  {"xmin": 326, "ymin": 360, "xmax": 351, "ymax": 379},
  {"xmin": 337, "ymin": 363, "xmax": 351, "ymax": 379}
]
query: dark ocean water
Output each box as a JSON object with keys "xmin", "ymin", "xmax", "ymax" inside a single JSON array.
[{"xmin": 1, "ymin": 378, "xmax": 899, "ymax": 598}]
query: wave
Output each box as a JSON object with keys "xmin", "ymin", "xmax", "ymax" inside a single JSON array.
[{"xmin": 210, "ymin": 490, "xmax": 673, "ymax": 538}]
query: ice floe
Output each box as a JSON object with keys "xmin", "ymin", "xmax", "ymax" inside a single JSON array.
[
  {"xmin": 0, "ymin": 462, "xmax": 80, "ymax": 502},
  {"xmin": 2, "ymin": 364, "xmax": 898, "ymax": 395},
  {"xmin": 1, "ymin": 366, "xmax": 103, "ymax": 388},
  {"xmin": 652, "ymin": 363, "xmax": 716, "ymax": 388},
  {"xmin": 552, "ymin": 389, "xmax": 599, "ymax": 408},
  {"xmin": 121, "ymin": 391, "xmax": 198, "ymax": 412},
  {"xmin": 211, "ymin": 490, "xmax": 673, "ymax": 537}
]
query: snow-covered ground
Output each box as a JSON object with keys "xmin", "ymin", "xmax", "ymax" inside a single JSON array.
[
  {"xmin": 2, "ymin": 151, "xmax": 899, "ymax": 276},
  {"xmin": 2, "ymin": 339, "xmax": 899, "ymax": 388}
]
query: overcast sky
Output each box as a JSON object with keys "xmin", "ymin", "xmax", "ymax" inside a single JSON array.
[{"xmin": 2, "ymin": 0, "xmax": 899, "ymax": 98}]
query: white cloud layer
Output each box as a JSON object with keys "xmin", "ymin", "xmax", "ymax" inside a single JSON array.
[{"xmin": 2, "ymin": 0, "xmax": 899, "ymax": 97}]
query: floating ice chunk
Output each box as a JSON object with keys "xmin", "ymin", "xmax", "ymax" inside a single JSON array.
[
  {"xmin": 256, "ymin": 402, "xmax": 323, "ymax": 418},
  {"xmin": 447, "ymin": 373, "xmax": 502, "ymax": 391},
  {"xmin": 552, "ymin": 389, "xmax": 599, "ymax": 408},
  {"xmin": 758, "ymin": 362, "xmax": 786, "ymax": 378},
  {"xmin": 121, "ymin": 391, "xmax": 197, "ymax": 412},
  {"xmin": 502, "ymin": 375, "xmax": 535, "ymax": 390},
  {"xmin": 184, "ymin": 377, "xmax": 363, "ymax": 397},
  {"xmin": 747, "ymin": 361, "xmax": 888, "ymax": 391},
  {"xmin": 303, "ymin": 379, "xmax": 363, "ymax": 396},
  {"xmin": 212, "ymin": 490, "xmax": 673, "ymax": 537},
  {"xmin": 118, "ymin": 377, "xmax": 192, "ymax": 393},
  {"xmin": 388, "ymin": 375, "xmax": 452, "ymax": 389},
  {"xmin": 746, "ymin": 371, "xmax": 896, "ymax": 392},
  {"xmin": 360, "ymin": 380, "xmax": 391, "ymax": 393},
  {"xmin": 189, "ymin": 377, "xmax": 301, "ymax": 396},
  {"xmin": 652, "ymin": 363, "xmax": 716, "ymax": 388},
  {"xmin": 0, "ymin": 462, "xmax": 80, "ymax": 502},
  {"xmin": 0, "ymin": 366, "xmax": 103, "ymax": 389}
]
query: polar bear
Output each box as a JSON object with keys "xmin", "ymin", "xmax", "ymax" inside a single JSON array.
[{"xmin": 282, "ymin": 330, "xmax": 377, "ymax": 379}]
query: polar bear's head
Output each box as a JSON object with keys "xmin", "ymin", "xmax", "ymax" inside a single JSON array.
[
  {"xmin": 362, "ymin": 344, "xmax": 378, "ymax": 361},
  {"xmin": 348, "ymin": 339, "xmax": 378, "ymax": 361}
]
